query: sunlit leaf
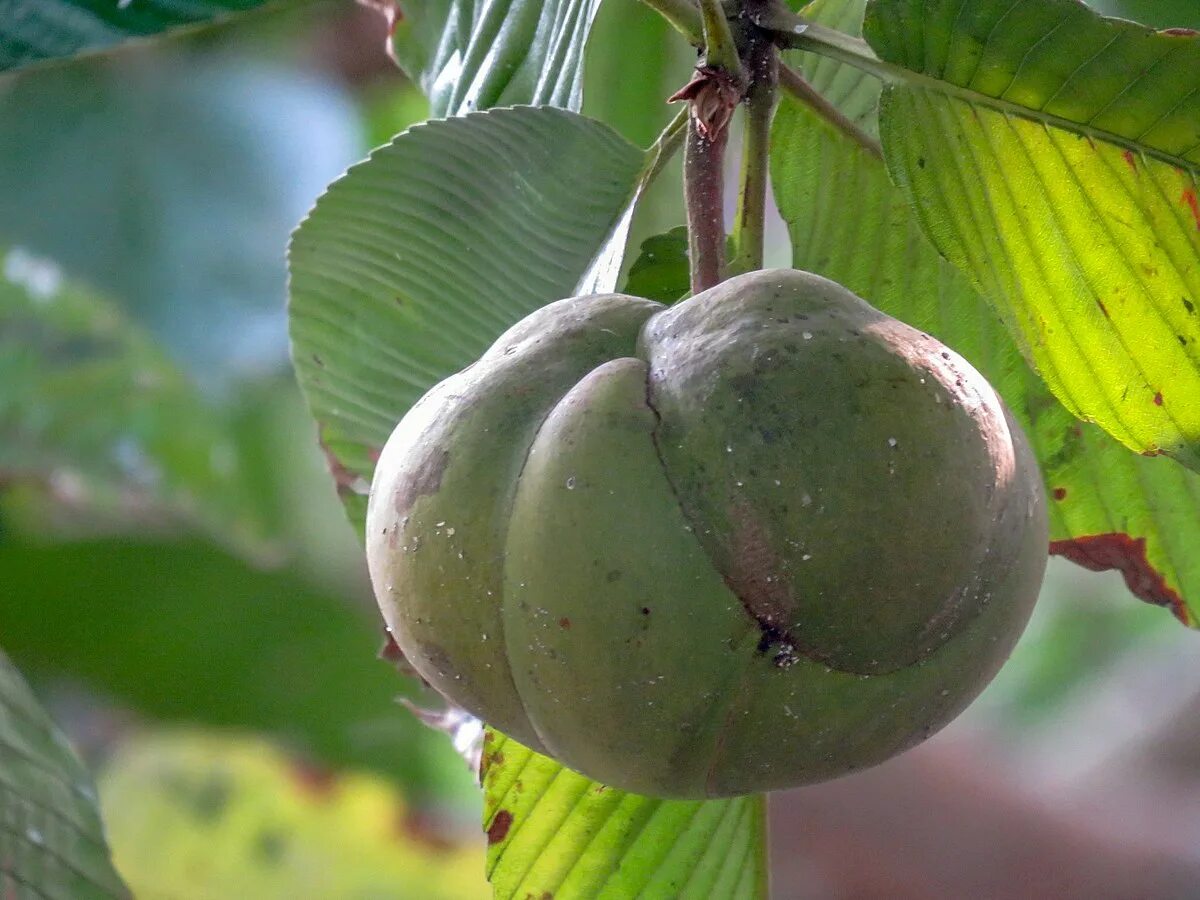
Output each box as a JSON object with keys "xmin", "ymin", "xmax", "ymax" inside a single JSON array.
[
  {"xmin": 0, "ymin": 648, "xmax": 127, "ymax": 899},
  {"xmin": 481, "ymin": 729, "xmax": 767, "ymax": 900},
  {"xmin": 771, "ymin": 64, "xmax": 1199, "ymax": 626},
  {"xmin": 858, "ymin": 0, "xmax": 1200, "ymax": 470},
  {"xmin": 99, "ymin": 731, "xmax": 488, "ymax": 899}
]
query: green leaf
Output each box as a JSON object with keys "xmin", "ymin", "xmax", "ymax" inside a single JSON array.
[
  {"xmin": 0, "ymin": 537, "xmax": 476, "ymax": 802},
  {"xmin": 770, "ymin": 85, "xmax": 1199, "ymax": 626},
  {"xmin": 0, "ymin": 0, "xmax": 292, "ymax": 72},
  {"xmin": 793, "ymin": 0, "xmax": 879, "ymax": 131},
  {"xmin": 582, "ymin": 0, "xmax": 694, "ymax": 147},
  {"xmin": 99, "ymin": 731, "xmax": 488, "ymax": 899},
  {"xmin": 0, "ymin": 249, "xmax": 267, "ymax": 551},
  {"xmin": 621, "ymin": 226, "xmax": 692, "ymax": 302},
  {"xmin": 481, "ymin": 730, "xmax": 767, "ymax": 899},
  {"xmin": 620, "ymin": 225, "xmax": 738, "ymax": 303},
  {"xmin": 854, "ymin": 0, "xmax": 1200, "ymax": 470},
  {"xmin": 389, "ymin": 0, "xmax": 603, "ymax": 117},
  {"xmin": 0, "ymin": 647, "xmax": 127, "ymax": 898},
  {"xmin": 288, "ymin": 106, "xmax": 648, "ymax": 529}
]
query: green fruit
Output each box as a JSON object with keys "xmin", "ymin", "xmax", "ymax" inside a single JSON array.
[{"xmin": 365, "ymin": 269, "xmax": 1048, "ymax": 798}]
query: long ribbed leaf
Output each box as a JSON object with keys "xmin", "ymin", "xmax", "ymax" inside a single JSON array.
[
  {"xmin": 288, "ymin": 106, "xmax": 646, "ymax": 527},
  {"xmin": 387, "ymin": 0, "xmax": 603, "ymax": 117},
  {"xmin": 481, "ymin": 730, "xmax": 767, "ymax": 899},
  {"xmin": 0, "ymin": 0, "xmax": 290, "ymax": 72},
  {"xmin": 847, "ymin": 0, "xmax": 1200, "ymax": 470},
  {"xmin": 771, "ymin": 18, "xmax": 1200, "ymax": 625},
  {"xmin": 0, "ymin": 648, "xmax": 127, "ymax": 898}
]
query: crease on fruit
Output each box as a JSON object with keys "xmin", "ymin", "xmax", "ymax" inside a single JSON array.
[{"xmin": 642, "ymin": 371, "xmax": 855, "ymax": 678}]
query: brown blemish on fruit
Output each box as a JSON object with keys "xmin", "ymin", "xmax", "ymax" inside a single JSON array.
[
  {"xmin": 725, "ymin": 499, "xmax": 796, "ymax": 636},
  {"xmin": 1050, "ymin": 534, "xmax": 1191, "ymax": 625},
  {"xmin": 393, "ymin": 448, "xmax": 450, "ymax": 516},
  {"xmin": 487, "ymin": 810, "xmax": 514, "ymax": 845}
]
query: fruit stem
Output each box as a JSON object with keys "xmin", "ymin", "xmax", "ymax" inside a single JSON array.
[
  {"xmin": 729, "ymin": 35, "xmax": 777, "ymax": 275},
  {"xmin": 683, "ymin": 115, "xmax": 729, "ymax": 293},
  {"xmin": 674, "ymin": 0, "xmax": 748, "ymax": 294}
]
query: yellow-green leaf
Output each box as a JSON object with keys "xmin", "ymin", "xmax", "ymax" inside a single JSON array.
[
  {"xmin": 99, "ymin": 731, "xmax": 489, "ymax": 900},
  {"xmin": 857, "ymin": 0, "xmax": 1200, "ymax": 469},
  {"xmin": 771, "ymin": 45, "xmax": 1200, "ymax": 626},
  {"xmin": 481, "ymin": 729, "xmax": 768, "ymax": 899}
]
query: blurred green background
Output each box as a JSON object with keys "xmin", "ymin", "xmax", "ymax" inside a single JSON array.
[{"xmin": 2, "ymin": 0, "xmax": 1199, "ymax": 896}]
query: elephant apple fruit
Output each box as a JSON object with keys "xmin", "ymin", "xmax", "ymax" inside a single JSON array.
[{"xmin": 365, "ymin": 268, "xmax": 1048, "ymax": 798}]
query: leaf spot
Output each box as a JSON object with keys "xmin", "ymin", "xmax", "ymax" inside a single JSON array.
[
  {"xmin": 487, "ymin": 810, "xmax": 514, "ymax": 845},
  {"xmin": 1181, "ymin": 189, "xmax": 1200, "ymax": 231}
]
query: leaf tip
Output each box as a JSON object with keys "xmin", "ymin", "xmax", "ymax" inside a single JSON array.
[{"xmin": 1050, "ymin": 533, "xmax": 1193, "ymax": 626}]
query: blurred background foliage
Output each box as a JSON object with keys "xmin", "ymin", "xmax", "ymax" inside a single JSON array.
[{"xmin": 1, "ymin": 0, "xmax": 1199, "ymax": 896}]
